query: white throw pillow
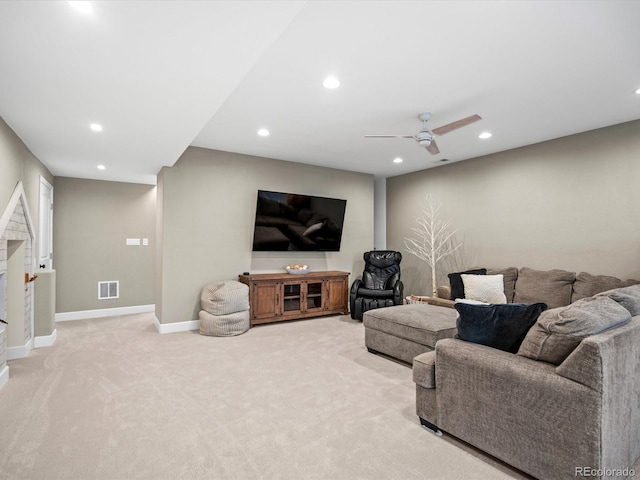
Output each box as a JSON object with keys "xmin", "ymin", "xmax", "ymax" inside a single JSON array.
[{"xmin": 461, "ymin": 274, "xmax": 507, "ymax": 304}]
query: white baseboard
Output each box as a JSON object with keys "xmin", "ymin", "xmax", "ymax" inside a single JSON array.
[
  {"xmin": 0, "ymin": 365, "xmax": 8, "ymax": 391},
  {"xmin": 7, "ymin": 337, "xmax": 34, "ymax": 360},
  {"xmin": 34, "ymin": 328, "xmax": 57, "ymax": 348},
  {"xmin": 56, "ymin": 304, "xmax": 155, "ymax": 322},
  {"xmin": 154, "ymin": 316, "xmax": 199, "ymax": 334}
]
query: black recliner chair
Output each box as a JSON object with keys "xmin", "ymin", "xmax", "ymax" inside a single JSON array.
[{"xmin": 350, "ymin": 250, "xmax": 404, "ymax": 320}]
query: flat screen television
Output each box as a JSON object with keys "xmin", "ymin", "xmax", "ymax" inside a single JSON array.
[{"xmin": 251, "ymin": 190, "xmax": 347, "ymax": 252}]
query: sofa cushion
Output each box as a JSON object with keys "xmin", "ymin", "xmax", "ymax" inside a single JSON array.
[
  {"xmin": 461, "ymin": 274, "xmax": 507, "ymax": 304},
  {"xmin": 595, "ymin": 284, "xmax": 640, "ymax": 316},
  {"xmin": 572, "ymin": 272, "xmax": 640, "ymax": 303},
  {"xmin": 455, "ymin": 302, "xmax": 548, "ymax": 353},
  {"xmin": 517, "ymin": 295, "xmax": 632, "ymax": 365},
  {"xmin": 513, "ymin": 267, "xmax": 576, "ymax": 308},
  {"xmin": 487, "ymin": 267, "xmax": 518, "ymax": 303},
  {"xmin": 448, "ymin": 268, "xmax": 486, "ymax": 300}
]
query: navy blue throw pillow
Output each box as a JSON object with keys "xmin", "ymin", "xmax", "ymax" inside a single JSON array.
[
  {"xmin": 454, "ymin": 302, "xmax": 548, "ymax": 353},
  {"xmin": 448, "ymin": 268, "xmax": 487, "ymax": 300}
]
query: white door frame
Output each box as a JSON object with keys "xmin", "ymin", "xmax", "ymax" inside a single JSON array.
[{"xmin": 38, "ymin": 176, "xmax": 54, "ymax": 270}]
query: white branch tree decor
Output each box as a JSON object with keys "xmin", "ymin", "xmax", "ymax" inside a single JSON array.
[{"xmin": 404, "ymin": 195, "xmax": 462, "ymax": 297}]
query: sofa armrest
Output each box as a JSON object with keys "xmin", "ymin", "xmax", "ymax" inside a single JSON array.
[
  {"xmin": 413, "ymin": 351, "xmax": 436, "ymax": 389},
  {"xmin": 437, "ymin": 285, "xmax": 452, "ymax": 300},
  {"xmin": 426, "ymin": 297, "xmax": 455, "ymax": 309}
]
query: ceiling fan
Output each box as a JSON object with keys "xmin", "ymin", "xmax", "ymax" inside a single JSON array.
[{"xmin": 365, "ymin": 112, "xmax": 482, "ymax": 155}]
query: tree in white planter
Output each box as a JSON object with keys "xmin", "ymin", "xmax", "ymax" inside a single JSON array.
[{"xmin": 404, "ymin": 194, "xmax": 462, "ymax": 297}]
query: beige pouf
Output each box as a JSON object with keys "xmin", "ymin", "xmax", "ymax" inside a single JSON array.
[
  {"xmin": 199, "ymin": 309, "xmax": 250, "ymax": 337},
  {"xmin": 199, "ymin": 280, "xmax": 250, "ymax": 336},
  {"xmin": 200, "ymin": 280, "xmax": 249, "ymax": 316}
]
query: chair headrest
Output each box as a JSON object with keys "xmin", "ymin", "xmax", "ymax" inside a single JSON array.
[{"xmin": 364, "ymin": 250, "xmax": 402, "ymax": 268}]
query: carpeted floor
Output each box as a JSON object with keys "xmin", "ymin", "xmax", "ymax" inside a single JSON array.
[{"xmin": 0, "ymin": 313, "xmax": 532, "ymax": 480}]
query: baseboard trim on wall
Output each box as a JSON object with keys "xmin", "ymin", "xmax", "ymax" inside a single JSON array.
[
  {"xmin": 154, "ymin": 316, "xmax": 200, "ymax": 334},
  {"xmin": 0, "ymin": 365, "xmax": 8, "ymax": 391},
  {"xmin": 7, "ymin": 337, "xmax": 34, "ymax": 361},
  {"xmin": 55, "ymin": 304, "xmax": 155, "ymax": 322},
  {"xmin": 34, "ymin": 329, "xmax": 57, "ymax": 348}
]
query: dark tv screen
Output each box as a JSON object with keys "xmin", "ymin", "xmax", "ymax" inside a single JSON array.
[{"xmin": 252, "ymin": 190, "xmax": 347, "ymax": 252}]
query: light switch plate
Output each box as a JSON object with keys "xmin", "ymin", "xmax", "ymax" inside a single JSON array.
[{"xmin": 126, "ymin": 238, "xmax": 141, "ymax": 246}]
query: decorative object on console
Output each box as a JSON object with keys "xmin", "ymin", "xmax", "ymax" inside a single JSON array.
[
  {"xmin": 460, "ymin": 274, "xmax": 507, "ymax": 304},
  {"xmin": 455, "ymin": 301, "xmax": 547, "ymax": 353},
  {"xmin": 286, "ymin": 264, "xmax": 311, "ymax": 274},
  {"xmin": 404, "ymin": 194, "xmax": 462, "ymax": 297},
  {"xmin": 350, "ymin": 251, "xmax": 404, "ymax": 320}
]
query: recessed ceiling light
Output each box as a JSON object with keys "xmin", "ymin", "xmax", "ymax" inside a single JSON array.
[
  {"xmin": 635, "ymin": 87, "xmax": 640, "ymax": 95},
  {"xmin": 90, "ymin": 123, "xmax": 103, "ymax": 132},
  {"xmin": 393, "ymin": 157, "xmax": 403, "ymax": 164},
  {"xmin": 478, "ymin": 132, "xmax": 492, "ymax": 139},
  {"xmin": 322, "ymin": 76, "xmax": 340, "ymax": 89},
  {"xmin": 257, "ymin": 128, "xmax": 270, "ymax": 137},
  {"xmin": 69, "ymin": 1, "xmax": 93, "ymax": 14},
  {"xmin": 97, "ymin": 164, "xmax": 106, "ymax": 170}
]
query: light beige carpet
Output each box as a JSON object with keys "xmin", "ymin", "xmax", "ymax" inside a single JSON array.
[{"xmin": 0, "ymin": 313, "xmax": 531, "ymax": 480}]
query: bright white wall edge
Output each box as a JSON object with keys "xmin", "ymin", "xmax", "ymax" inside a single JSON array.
[
  {"xmin": 154, "ymin": 316, "xmax": 199, "ymax": 334},
  {"xmin": 55, "ymin": 304, "xmax": 155, "ymax": 322},
  {"xmin": 0, "ymin": 365, "xmax": 8, "ymax": 391},
  {"xmin": 6, "ymin": 338, "xmax": 33, "ymax": 360},
  {"xmin": 34, "ymin": 329, "xmax": 57, "ymax": 348}
]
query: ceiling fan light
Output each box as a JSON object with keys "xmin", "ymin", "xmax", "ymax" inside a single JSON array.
[{"xmin": 415, "ymin": 130, "xmax": 433, "ymax": 146}]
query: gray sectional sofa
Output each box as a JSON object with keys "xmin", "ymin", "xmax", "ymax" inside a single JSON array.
[
  {"xmin": 364, "ymin": 267, "xmax": 639, "ymax": 365},
  {"xmin": 410, "ymin": 268, "xmax": 640, "ymax": 480}
]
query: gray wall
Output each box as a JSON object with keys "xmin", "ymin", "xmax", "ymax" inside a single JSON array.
[
  {"xmin": 0, "ymin": 116, "xmax": 54, "ymax": 273},
  {"xmin": 387, "ymin": 119, "xmax": 640, "ymax": 297},
  {"xmin": 53, "ymin": 178, "xmax": 156, "ymax": 313},
  {"xmin": 156, "ymin": 147, "xmax": 374, "ymax": 324}
]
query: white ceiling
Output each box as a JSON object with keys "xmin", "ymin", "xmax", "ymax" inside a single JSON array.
[{"xmin": 1, "ymin": 1, "xmax": 639, "ymax": 185}]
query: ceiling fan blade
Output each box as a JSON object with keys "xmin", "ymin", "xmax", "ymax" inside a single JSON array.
[
  {"xmin": 431, "ymin": 114, "xmax": 482, "ymax": 136},
  {"xmin": 364, "ymin": 135, "xmax": 415, "ymax": 138},
  {"xmin": 426, "ymin": 140, "xmax": 440, "ymax": 155}
]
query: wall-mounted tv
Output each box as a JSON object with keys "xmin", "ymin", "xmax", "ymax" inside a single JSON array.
[{"xmin": 251, "ymin": 190, "xmax": 347, "ymax": 252}]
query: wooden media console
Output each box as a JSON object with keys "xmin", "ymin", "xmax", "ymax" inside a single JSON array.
[{"xmin": 238, "ymin": 270, "xmax": 349, "ymax": 326}]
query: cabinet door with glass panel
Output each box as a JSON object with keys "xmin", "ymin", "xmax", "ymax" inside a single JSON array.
[{"xmin": 281, "ymin": 280, "xmax": 325, "ymax": 318}]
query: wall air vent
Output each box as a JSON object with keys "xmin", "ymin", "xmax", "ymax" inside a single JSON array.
[{"xmin": 98, "ymin": 281, "xmax": 119, "ymax": 300}]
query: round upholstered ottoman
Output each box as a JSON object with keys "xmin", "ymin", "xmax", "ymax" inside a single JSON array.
[
  {"xmin": 199, "ymin": 309, "xmax": 250, "ymax": 337},
  {"xmin": 199, "ymin": 280, "xmax": 250, "ymax": 336}
]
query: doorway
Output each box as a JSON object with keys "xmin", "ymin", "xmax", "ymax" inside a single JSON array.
[{"xmin": 39, "ymin": 176, "xmax": 53, "ymax": 270}]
